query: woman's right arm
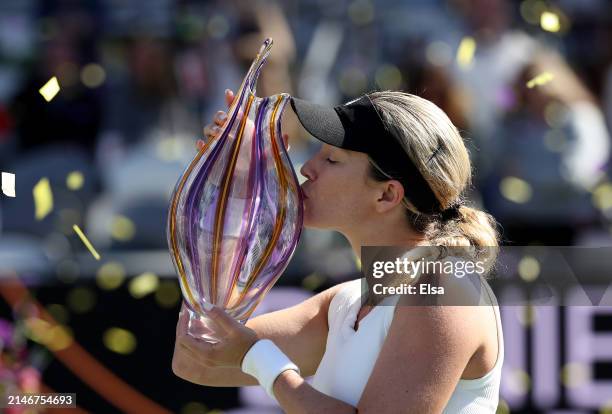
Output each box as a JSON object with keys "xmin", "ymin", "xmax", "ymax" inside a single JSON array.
[{"xmin": 172, "ymin": 282, "xmax": 347, "ymax": 387}]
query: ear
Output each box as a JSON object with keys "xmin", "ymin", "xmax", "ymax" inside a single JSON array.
[{"xmin": 375, "ymin": 180, "xmax": 405, "ymax": 213}]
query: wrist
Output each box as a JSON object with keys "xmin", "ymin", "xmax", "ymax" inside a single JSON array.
[
  {"xmin": 240, "ymin": 339, "xmax": 300, "ymax": 401},
  {"xmin": 239, "ymin": 334, "xmax": 261, "ymax": 367}
]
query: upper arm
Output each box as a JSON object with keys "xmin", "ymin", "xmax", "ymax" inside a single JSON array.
[
  {"xmin": 247, "ymin": 281, "xmax": 348, "ymax": 376},
  {"xmin": 357, "ymin": 305, "xmax": 481, "ymax": 414}
]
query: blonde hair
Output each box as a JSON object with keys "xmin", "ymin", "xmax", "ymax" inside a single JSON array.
[{"xmin": 368, "ymin": 91, "xmax": 499, "ymax": 256}]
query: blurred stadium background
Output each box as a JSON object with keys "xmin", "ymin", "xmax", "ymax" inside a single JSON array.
[{"xmin": 0, "ymin": 0, "xmax": 611, "ymax": 412}]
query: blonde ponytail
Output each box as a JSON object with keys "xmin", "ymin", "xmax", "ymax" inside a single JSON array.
[{"xmin": 456, "ymin": 206, "xmax": 499, "ymax": 248}]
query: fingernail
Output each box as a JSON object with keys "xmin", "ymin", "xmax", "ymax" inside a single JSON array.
[
  {"xmin": 225, "ymin": 89, "xmax": 231, "ymax": 95},
  {"xmin": 219, "ymin": 112, "xmax": 227, "ymax": 121},
  {"xmin": 212, "ymin": 126, "xmax": 220, "ymax": 134},
  {"xmin": 203, "ymin": 302, "xmax": 213, "ymax": 311}
]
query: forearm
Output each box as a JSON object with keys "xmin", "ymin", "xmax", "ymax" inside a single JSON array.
[{"xmin": 273, "ymin": 370, "xmax": 356, "ymax": 414}]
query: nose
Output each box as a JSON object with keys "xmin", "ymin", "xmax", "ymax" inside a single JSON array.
[{"xmin": 300, "ymin": 157, "xmax": 316, "ymax": 181}]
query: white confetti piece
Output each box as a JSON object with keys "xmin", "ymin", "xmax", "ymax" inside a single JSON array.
[{"xmin": 1, "ymin": 172, "xmax": 15, "ymax": 197}]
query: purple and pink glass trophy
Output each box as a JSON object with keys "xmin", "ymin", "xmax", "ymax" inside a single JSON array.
[{"xmin": 167, "ymin": 38, "xmax": 303, "ymax": 340}]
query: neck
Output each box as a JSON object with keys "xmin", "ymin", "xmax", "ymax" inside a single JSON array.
[{"xmin": 342, "ymin": 214, "xmax": 426, "ymax": 260}]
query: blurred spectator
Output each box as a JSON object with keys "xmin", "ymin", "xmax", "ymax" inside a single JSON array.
[
  {"xmin": 1, "ymin": 1, "xmax": 612, "ymax": 411},
  {"xmin": 450, "ymin": 0, "xmax": 538, "ymax": 179},
  {"xmin": 401, "ymin": 55, "xmax": 471, "ymax": 134},
  {"xmin": 482, "ymin": 49, "xmax": 610, "ymax": 245}
]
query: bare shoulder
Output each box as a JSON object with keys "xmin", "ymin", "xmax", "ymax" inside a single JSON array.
[
  {"xmin": 316, "ymin": 280, "xmax": 357, "ymax": 318},
  {"xmin": 391, "ymin": 274, "xmax": 499, "ymax": 379},
  {"xmin": 392, "ymin": 301, "xmax": 481, "ymax": 344},
  {"xmin": 391, "ymin": 274, "xmax": 488, "ymax": 353}
]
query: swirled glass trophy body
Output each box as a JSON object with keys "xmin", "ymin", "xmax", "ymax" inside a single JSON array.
[{"xmin": 167, "ymin": 38, "xmax": 303, "ymax": 334}]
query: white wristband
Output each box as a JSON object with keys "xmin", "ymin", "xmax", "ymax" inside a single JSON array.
[{"xmin": 241, "ymin": 339, "xmax": 300, "ymax": 401}]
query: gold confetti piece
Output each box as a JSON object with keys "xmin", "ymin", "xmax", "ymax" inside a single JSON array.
[
  {"xmin": 374, "ymin": 64, "xmax": 402, "ymax": 90},
  {"xmin": 561, "ymin": 362, "xmax": 590, "ymax": 388},
  {"xmin": 302, "ymin": 273, "xmax": 325, "ymax": 291},
  {"xmin": 73, "ymin": 224, "xmax": 101, "ymax": 260},
  {"xmin": 496, "ymin": 399, "xmax": 510, "ymax": 414},
  {"xmin": 22, "ymin": 317, "xmax": 73, "ymax": 351},
  {"xmin": 540, "ymin": 11, "xmax": 560, "ymax": 32},
  {"xmin": 33, "ymin": 177, "xmax": 53, "ymax": 220},
  {"xmin": 456, "ymin": 37, "xmax": 476, "ymax": 69},
  {"xmin": 592, "ymin": 183, "xmax": 612, "ymax": 210},
  {"xmin": 23, "ymin": 317, "xmax": 52, "ymax": 344},
  {"xmin": 66, "ymin": 171, "xmax": 84, "ymax": 190},
  {"xmin": 103, "ymin": 327, "xmax": 137, "ymax": 355},
  {"xmin": 500, "ymin": 176, "xmax": 532, "ymax": 204},
  {"xmin": 129, "ymin": 272, "xmax": 159, "ymax": 298},
  {"xmin": 80, "ymin": 63, "xmax": 106, "ymax": 88},
  {"xmin": 111, "ymin": 215, "xmax": 136, "ymax": 241},
  {"xmin": 1, "ymin": 171, "xmax": 15, "ymax": 197},
  {"xmin": 45, "ymin": 325, "xmax": 73, "ymax": 351},
  {"xmin": 155, "ymin": 281, "xmax": 181, "ymax": 308},
  {"xmin": 39, "ymin": 76, "xmax": 60, "ymax": 102},
  {"xmin": 96, "ymin": 262, "xmax": 126, "ymax": 290},
  {"xmin": 526, "ymin": 71, "xmax": 554, "ymax": 88},
  {"xmin": 518, "ymin": 256, "xmax": 540, "ymax": 282}
]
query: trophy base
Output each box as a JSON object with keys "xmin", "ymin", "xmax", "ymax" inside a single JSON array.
[{"xmin": 186, "ymin": 308, "xmax": 221, "ymax": 344}]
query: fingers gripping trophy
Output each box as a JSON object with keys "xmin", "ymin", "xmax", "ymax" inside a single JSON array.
[{"xmin": 167, "ymin": 38, "xmax": 304, "ymax": 342}]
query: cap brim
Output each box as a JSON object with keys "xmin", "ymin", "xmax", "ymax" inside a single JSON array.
[{"xmin": 290, "ymin": 97, "xmax": 346, "ymax": 148}]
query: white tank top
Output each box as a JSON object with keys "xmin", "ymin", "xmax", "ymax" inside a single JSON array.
[{"xmin": 312, "ymin": 279, "xmax": 504, "ymax": 413}]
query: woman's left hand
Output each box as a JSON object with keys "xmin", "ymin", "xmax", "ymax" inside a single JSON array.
[{"xmin": 177, "ymin": 304, "xmax": 260, "ymax": 369}]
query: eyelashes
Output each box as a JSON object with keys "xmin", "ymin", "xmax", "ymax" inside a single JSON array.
[{"xmin": 326, "ymin": 157, "xmax": 338, "ymax": 164}]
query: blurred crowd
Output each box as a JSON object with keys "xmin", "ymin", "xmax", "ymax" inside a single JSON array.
[
  {"xmin": 0, "ymin": 0, "xmax": 612, "ymax": 286},
  {"xmin": 0, "ymin": 1, "xmax": 611, "ymax": 412}
]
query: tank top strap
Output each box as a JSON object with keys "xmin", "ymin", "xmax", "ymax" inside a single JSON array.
[{"xmin": 327, "ymin": 279, "xmax": 362, "ymax": 330}]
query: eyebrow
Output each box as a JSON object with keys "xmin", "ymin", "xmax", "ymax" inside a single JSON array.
[{"xmin": 328, "ymin": 146, "xmax": 351, "ymax": 159}]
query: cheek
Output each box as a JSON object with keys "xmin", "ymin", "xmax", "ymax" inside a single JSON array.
[
  {"xmin": 305, "ymin": 172, "xmax": 368, "ymax": 226},
  {"xmin": 341, "ymin": 187, "xmax": 371, "ymax": 218}
]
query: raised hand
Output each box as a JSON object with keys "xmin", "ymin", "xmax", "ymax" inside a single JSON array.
[{"xmin": 197, "ymin": 89, "xmax": 290, "ymax": 152}]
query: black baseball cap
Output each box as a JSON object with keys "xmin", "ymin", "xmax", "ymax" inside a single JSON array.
[{"xmin": 290, "ymin": 94, "xmax": 445, "ymax": 215}]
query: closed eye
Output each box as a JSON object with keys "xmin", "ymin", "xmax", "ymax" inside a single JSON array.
[{"xmin": 326, "ymin": 157, "xmax": 338, "ymax": 164}]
